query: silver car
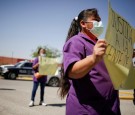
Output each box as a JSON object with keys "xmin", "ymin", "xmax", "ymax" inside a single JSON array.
[{"xmin": 46, "ymin": 67, "xmax": 61, "ymax": 87}]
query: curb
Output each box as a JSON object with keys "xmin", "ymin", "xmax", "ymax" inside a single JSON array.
[
  {"xmin": 119, "ymin": 96, "xmax": 133, "ymax": 100},
  {"xmin": 17, "ymin": 77, "xmax": 32, "ymax": 81},
  {"xmin": 119, "ymin": 91, "xmax": 134, "ymax": 100}
]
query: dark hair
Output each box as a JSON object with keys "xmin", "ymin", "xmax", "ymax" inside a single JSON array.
[
  {"xmin": 37, "ymin": 48, "xmax": 42, "ymax": 55},
  {"xmin": 59, "ymin": 8, "xmax": 100, "ymax": 99},
  {"xmin": 59, "ymin": 64, "xmax": 70, "ymax": 99},
  {"xmin": 66, "ymin": 8, "xmax": 100, "ymax": 42},
  {"xmin": 37, "ymin": 47, "xmax": 46, "ymax": 55}
]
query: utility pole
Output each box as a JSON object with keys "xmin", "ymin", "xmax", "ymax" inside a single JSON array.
[{"xmin": 12, "ymin": 52, "xmax": 13, "ymax": 64}]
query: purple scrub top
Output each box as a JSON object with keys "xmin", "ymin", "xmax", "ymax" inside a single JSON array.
[
  {"xmin": 32, "ymin": 57, "xmax": 47, "ymax": 83},
  {"xmin": 63, "ymin": 32, "xmax": 121, "ymax": 115}
]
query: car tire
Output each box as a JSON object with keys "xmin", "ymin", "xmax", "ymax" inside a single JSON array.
[
  {"xmin": 8, "ymin": 73, "xmax": 17, "ymax": 80},
  {"xmin": 4, "ymin": 75, "xmax": 9, "ymax": 79},
  {"xmin": 48, "ymin": 77, "xmax": 60, "ymax": 87}
]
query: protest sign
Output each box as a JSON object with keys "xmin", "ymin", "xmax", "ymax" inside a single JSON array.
[
  {"xmin": 38, "ymin": 56, "xmax": 58, "ymax": 75},
  {"xmin": 104, "ymin": 2, "xmax": 135, "ymax": 89}
]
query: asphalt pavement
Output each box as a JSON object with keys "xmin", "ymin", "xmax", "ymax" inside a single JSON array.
[{"xmin": 0, "ymin": 77, "xmax": 135, "ymax": 115}]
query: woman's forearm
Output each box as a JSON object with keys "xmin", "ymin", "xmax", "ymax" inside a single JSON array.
[
  {"xmin": 68, "ymin": 40, "xmax": 107, "ymax": 79},
  {"xmin": 68, "ymin": 54, "xmax": 97, "ymax": 79},
  {"xmin": 32, "ymin": 63, "xmax": 39, "ymax": 69}
]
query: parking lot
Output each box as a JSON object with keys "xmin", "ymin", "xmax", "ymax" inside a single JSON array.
[
  {"xmin": 0, "ymin": 77, "xmax": 135, "ymax": 115},
  {"xmin": 0, "ymin": 77, "xmax": 66, "ymax": 115}
]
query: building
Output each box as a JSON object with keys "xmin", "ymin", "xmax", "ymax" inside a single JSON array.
[{"xmin": 0, "ymin": 56, "xmax": 31, "ymax": 65}]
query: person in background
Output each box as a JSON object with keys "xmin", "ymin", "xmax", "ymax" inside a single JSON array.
[
  {"xmin": 59, "ymin": 8, "xmax": 121, "ymax": 115},
  {"xmin": 29, "ymin": 48, "xmax": 47, "ymax": 107}
]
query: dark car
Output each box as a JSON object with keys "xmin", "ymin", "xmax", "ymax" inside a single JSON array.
[
  {"xmin": 1, "ymin": 61, "xmax": 33, "ymax": 79},
  {"xmin": 1, "ymin": 61, "xmax": 61, "ymax": 87},
  {"xmin": 0, "ymin": 64, "xmax": 14, "ymax": 75}
]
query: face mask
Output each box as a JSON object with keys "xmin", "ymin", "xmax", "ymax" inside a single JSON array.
[
  {"xmin": 40, "ymin": 53, "xmax": 46, "ymax": 57},
  {"xmin": 88, "ymin": 21, "xmax": 104, "ymax": 38}
]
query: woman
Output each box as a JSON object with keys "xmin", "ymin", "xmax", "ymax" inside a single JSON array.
[
  {"xmin": 29, "ymin": 48, "xmax": 47, "ymax": 107},
  {"xmin": 59, "ymin": 8, "xmax": 121, "ymax": 115}
]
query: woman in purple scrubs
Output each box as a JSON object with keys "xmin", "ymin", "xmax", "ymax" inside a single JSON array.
[
  {"xmin": 59, "ymin": 8, "xmax": 121, "ymax": 115},
  {"xmin": 29, "ymin": 48, "xmax": 47, "ymax": 107}
]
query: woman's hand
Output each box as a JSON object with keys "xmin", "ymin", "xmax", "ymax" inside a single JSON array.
[
  {"xmin": 92, "ymin": 39, "xmax": 107, "ymax": 63},
  {"xmin": 68, "ymin": 39, "xmax": 107, "ymax": 79}
]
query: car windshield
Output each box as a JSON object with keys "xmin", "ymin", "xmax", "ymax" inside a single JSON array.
[{"xmin": 14, "ymin": 62, "xmax": 21, "ymax": 67}]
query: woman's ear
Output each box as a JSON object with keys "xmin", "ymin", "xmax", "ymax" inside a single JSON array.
[{"xmin": 80, "ymin": 20, "xmax": 86, "ymax": 28}]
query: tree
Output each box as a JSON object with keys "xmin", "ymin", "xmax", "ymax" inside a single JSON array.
[{"xmin": 31, "ymin": 45, "xmax": 61, "ymax": 58}]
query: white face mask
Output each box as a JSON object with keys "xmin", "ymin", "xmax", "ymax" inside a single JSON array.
[
  {"xmin": 87, "ymin": 21, "xmax": 104, "ymax": 38},
  {"xmin": 40, "ymin": 53, "xmax": 46, "ymax": 57}
]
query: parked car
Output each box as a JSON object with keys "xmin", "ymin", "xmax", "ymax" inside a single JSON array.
[
  {"xmin": 47, "ymin": 67, "xmax": 61, "ymax": 87},
  {"xmin": 1, "ymin": 61, "xmax": 33, "ymax": 79},
  {"xmin": 1, "ymin": 61, "xmax": 61, "ymax": 87},
  {"xmin": 0, "ymin": 64, "xmax": 14, "ymax": 75}
]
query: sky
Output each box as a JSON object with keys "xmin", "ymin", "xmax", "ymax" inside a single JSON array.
[{"xmin": 0, "ymin": 0, "xmax": 135, "ymax": 59}]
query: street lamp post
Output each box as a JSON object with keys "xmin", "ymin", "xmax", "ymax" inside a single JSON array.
[{"xmin": 12, "ymin": 52, "xmax": 13, "ymax": 64}]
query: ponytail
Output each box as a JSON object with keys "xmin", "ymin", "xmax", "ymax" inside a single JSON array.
[
  {"xmin": 59, "ymin": 18, "xmax": 80, "ymax": 99},
  {"xmin": 65, "ymin": 17, "xmax": 80, "ymax": 42},
  {"xmin": 59, "ymin": 64, "xmax": 70, "ymax": 99}
]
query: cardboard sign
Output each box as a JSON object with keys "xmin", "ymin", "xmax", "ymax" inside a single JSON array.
[
  {"xmin": 38, "ymin": 56, "xmax": 58, "ymax": 75},
  {"xmin": 104, "ymin": 1, "xmax": 135, "ymax": 89}
]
